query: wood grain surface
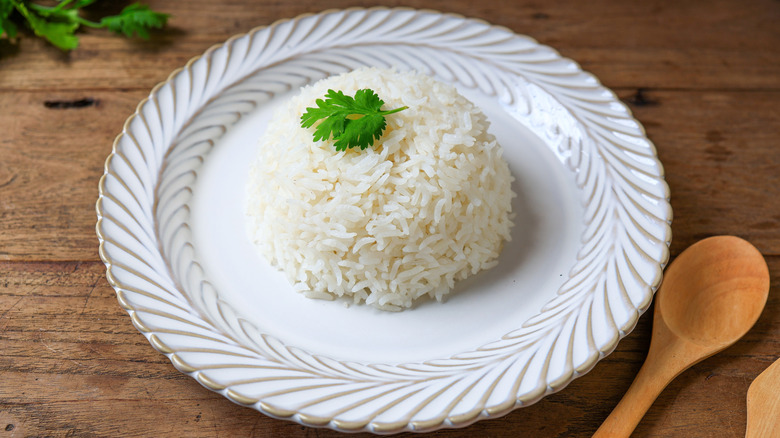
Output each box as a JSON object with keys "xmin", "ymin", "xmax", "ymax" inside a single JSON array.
[{"xmin": 1, "ymin": 0, "xmax": 778, "ymax": 436}]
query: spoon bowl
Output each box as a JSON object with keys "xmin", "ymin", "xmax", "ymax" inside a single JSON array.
[
  {"xmin": 660, "ymin": 236, "xmax": 769, "ymax": 347},
  {"xmin": 594, "ymin": 236, "xmax": 770, "ymax": 437}
]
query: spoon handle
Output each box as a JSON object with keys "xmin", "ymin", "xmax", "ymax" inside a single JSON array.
[
  {"xmin": 745, "ymin": 357, "xmax": 780, "ymax": 438},
  {"xmin": 592, "ymin": 350, "xmax": 681, "ymax": 438}
]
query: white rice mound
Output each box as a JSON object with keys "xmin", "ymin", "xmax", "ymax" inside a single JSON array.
[{"xmin": 246, "ymin": 67, "xmax": 515, "ymax": 311}]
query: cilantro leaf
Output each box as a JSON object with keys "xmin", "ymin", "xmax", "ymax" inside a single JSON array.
[
  {"xmin": 0, "ymin": 1, "xmax": 169, "ymax": 52},
  {"xmin": 0, "ymin": 1, "xmax": 13, "ymax": 17},
  {"xmin": 100, "ymin": 3, "xmax": 168, "ymax": 39},
  {"xmin": 73, "ymin": 0, "xmax": 100, "ymax": 7},
  {"xmin": 28, "ymin": 16, "xmax": 79, "ymax": 49},
  {"xmin": 334, "ymin": 112, "xmax": 386, "ymax": 150},
  {"xmin": 0, "ymin": 1, "xmax": 18, "ymax": 39},
  {"xmin": 300, "ymin": 88, "xmax": 408, "ymax": 151},
  {"xmin": 0, "ymin": 18, "xmax": 17, "ymax": 39},
  {"xmin": 16, "ymin": 2, "xmax": 79, "ymax": 50},
  {"xmin": 28, "ymin": 2, "xmax": 80, "ymax": 22}
]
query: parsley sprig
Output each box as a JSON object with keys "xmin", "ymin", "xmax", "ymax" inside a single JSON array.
[
  {"xmin": 0, "ymin": 0, "xmax": 169, "ymax": 51},
  {"xmin": 300, "ymin": 88, "xmax": 408, "ymax": 151}
]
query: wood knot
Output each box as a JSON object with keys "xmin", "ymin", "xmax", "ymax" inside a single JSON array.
[
  {"xmin": 705, "ymin": 129, "xmax": 724, "ymax": 143},
  {"xmin": 44, "ymin": 98, "xmax": 97, "ymax": 109},
  {"xmin": 624, "ymin": 88, "xmax": 658, "ymax": 107}
]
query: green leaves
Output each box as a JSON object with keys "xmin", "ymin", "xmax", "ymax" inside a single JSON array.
[
  {"xmin": 100, "ymin": 4, "xmax": 168, "ymax": 39},
  {"xmin": 0, "ymin": 0, "xmax": 18, "ymax": 39},
  {"xmin": 300, "ymin": 89, "xmax": 408, "ymax": 151},
  {"xmin": 17, "ymin": 2, "xmax": 79, "ymax": 50},
  {"xmin": 0, "ymin": 0, "xmax": 169, "ymax": 51}
]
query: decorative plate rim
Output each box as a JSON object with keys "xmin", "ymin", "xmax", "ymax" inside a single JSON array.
[{"xmin": 96, "ymin": 7, "xmax": 672, "ymax": 433}]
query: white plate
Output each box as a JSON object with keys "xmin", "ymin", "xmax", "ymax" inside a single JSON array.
[{"xmin": 97, "ymin": 8, "xmax": 671, "ymax": 433}]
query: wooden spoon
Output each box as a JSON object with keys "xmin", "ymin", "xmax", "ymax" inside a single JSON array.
[
  {"xmin": 593, "ymin": 236, "xmax": 770, "ymax": 437},
  {"xmin": 746, "ymin": 357, "xmax": 780, "ymax": 437}
]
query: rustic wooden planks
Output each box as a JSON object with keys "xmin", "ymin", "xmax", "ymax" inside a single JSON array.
[
  {"xmin": 1, "ymin": 0, "xmax": 779, "ymax": 436},
  {"xmin": 0, "ymin": 260, "xmax": 777, "ymax": 436},
  {"xmin": 0, "ymin": 0, "xmax": 778, "ymax": 92},
  {"xmin": 0, "ymin": 90, "xmax": 147, "ymax": 261}
]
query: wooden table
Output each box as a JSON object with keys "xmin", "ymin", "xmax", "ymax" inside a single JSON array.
[{"xmin": 1, "ymin": 1, "xmax": 778, "ymax": 436}]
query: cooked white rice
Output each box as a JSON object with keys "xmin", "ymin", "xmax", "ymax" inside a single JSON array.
[{"xmin": 246, "ymin": 67, "xmax": 514, "ymax": 311}]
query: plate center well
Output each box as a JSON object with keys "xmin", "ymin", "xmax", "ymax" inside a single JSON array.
[{"xmin": 189, "ymin": 85, "xmax": 584, "ymax": 364}]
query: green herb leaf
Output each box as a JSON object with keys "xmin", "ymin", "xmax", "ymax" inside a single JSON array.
[
  {"xmin": 300, "ymin": 88, "xmax": 408, "ymax": 151},
  {"xmin": 0, "ymin": 18, "xmax": 17, "ymax": 39},
  {"xmin": 0, "ymin": 0, "xmax": 169, "ymax": 52},
  {"xmin": 73, "ymin": 0, "xmax": 100, "ymax": 8},
  {"xmin": 29, "ymin": 2, "xmax": 79, "ymax": 22},
  {"xmin": 16, "ymin": 2, "xmax": 80, "ymax": 50},
  {"xmin": 0, "ymin": 1, "xmax": 18, "ymax": 39},
  {"xmin": 100, "ymin": 3, "xmax": 169, "ymax": 39}
]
